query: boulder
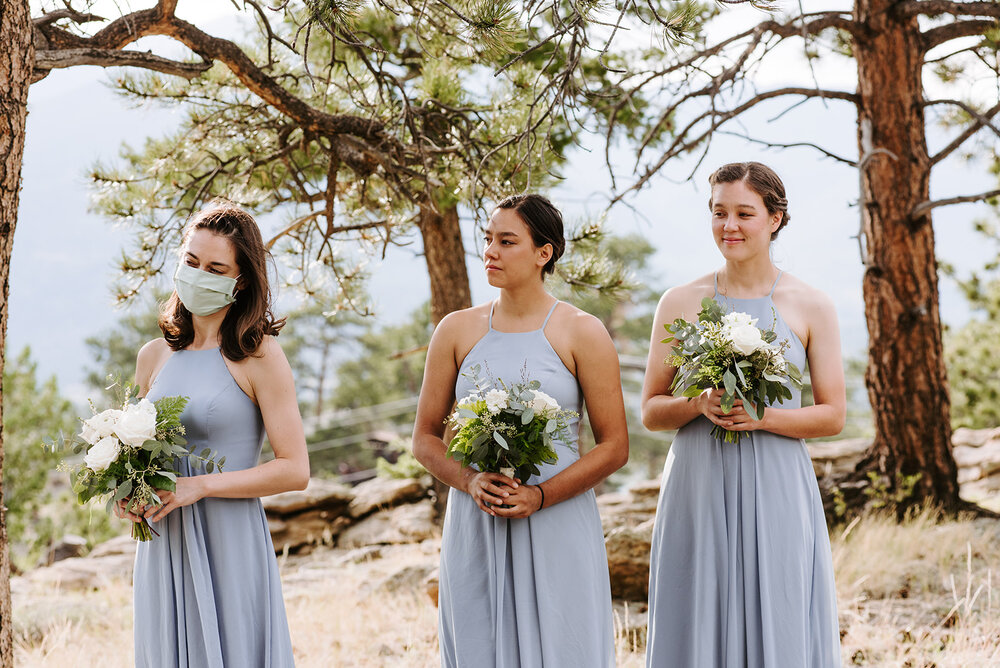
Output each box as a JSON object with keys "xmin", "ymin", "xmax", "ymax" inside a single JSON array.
[
  {"xmin": 605, "ymin": 518, "xmax": 655, "ymax": 601},
  {"xmin": 377, "ymin": 563, "xmax": 436, "ymax": 593},
  {"xmin": 22, "ymin": 553, "xmax": 134, "ymax": 591},
  {"xmin": 952, "ymin": 427, "xmax": 1000, "ymax": 449},
  {"xmin": 263, "ymin": 478, "xmax": 353, "ymax": 516},
  {"xmin": 347, "ymin": 477, "xmax": 429, "ymax": 519},
  {"xmin": 270, "ymin": 510, "xmax": 351, "ymax": 553},
  {"xmin": 806, "ymin": 438, "xmax": 869, "ymax": 479},
  {"xmin": 425, "ymin": 568, "xmax": 440, "ymax": 606},
  {"xmin": 953, "ymin": 438, "xmax": 1000, "ymax": 480},
  {"xmin": 339, "ymin": 499, "xmax": 440, "ymax": 548},
  {"xmin": 45, "ymin": 534, "xmax": 87, "ymax": 565},
  {"xmin": 88, "ymin": 535, "xmax": 138, "ymax": 559}
]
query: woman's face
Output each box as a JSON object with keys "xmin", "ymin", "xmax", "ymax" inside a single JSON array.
[
  {"xmin": 710, "ymin": 180, "xmax": 781, "ymax": 261},
  {"xmin": 182, "ymin": 228, "xmax": 240, "ymax": 283},
  {"xmin": 483, "ymin": 208, "xmax": 551, "ymax": 288}
]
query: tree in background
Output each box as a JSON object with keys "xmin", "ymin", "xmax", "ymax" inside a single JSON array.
[
  {"xmin": 83, "ymin": 296, "xmax": 165, "ymax": 393},
  {"xmin": 596, "ymin": 1, "xmax": 1000, "ymax": 511},
  {"xmin": 943, "ymin": 219, "xmax": 1000, "ymax": 429},
  {"xmin": 2, "ymin": 348, "xmax": 118, "ymax": 572}
]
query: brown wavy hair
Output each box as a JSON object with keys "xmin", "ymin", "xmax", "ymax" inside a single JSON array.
[
  {"xmin": 708, "ymin": 162, "xmax": 791, "ymax": 240},
  {"xmin": 159, "ymin": 200, "xmax": 285, "ymax": 360}
]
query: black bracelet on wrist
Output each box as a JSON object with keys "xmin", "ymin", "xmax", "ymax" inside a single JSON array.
[{"xmin": 536, "ymin": 484, "xmax": 545, "ymax": 511}]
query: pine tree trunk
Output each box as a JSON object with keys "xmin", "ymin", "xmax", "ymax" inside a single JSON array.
[
  {"xmin": 853, "ymin": 0, "xmax": 961, "ymax": 509},
  {"xmin": 418, "ymin": 203, "xmax": 472, "ymax": 325},
  {"xmin": 417, "ymin": 202, "xmax": 471, "ymax": 512},
  {"xmin": 0, "ymin": 1, "xmax": 33, "ymax": 663}
]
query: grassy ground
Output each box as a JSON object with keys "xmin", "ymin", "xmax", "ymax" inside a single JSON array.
[{"xmin": 12, "ymin": 508, "xmax": 1000, "ymax": 667}]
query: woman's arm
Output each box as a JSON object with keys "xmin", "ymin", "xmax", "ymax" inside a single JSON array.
[
  {"xmin": 145, "ymin": 337, "xmax": 310, "ymax": 522},
  {"xmin": 719, "ymin": 290, "xmax": 846, "ymax": 439},
  {"xmin": 494, "ymin": 313, "xmax": 629, "ymax": 518},
  {"xmin": 641, "ymin": 289, "xmax": 714, "ymax": 431},
  {"xmin": 411, "ymin": 313, "xmax": 517, "ymax": 514}
]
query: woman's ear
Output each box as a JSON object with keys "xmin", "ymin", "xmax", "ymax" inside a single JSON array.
[
  {"xmin": 771, "ymin": 211, "xmax": 783, "ymax": 233},
  {"xmin": 537, "ymin": 243, "xmax": 553, "ymax": 268}
]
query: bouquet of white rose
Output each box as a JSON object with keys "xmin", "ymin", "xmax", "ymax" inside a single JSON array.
[
  {"xmin": 446, "ymin": 364, "xmax": 577, "ymax": 483},
  {"xmin": 46, "ymin": 379, "xmax": 224, "ymax": 541},
  {"xmin": 663, "ymin": 298, "xmax": 803, "ymax": 444}
]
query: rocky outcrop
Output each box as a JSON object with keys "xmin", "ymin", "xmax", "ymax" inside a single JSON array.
[
  {"xmin": 339, "ymin": 499, "xmax": 440, "ymax": 549},
  {"xmin": 264, "ymin": 475, "xmax": 437, "ymax": 553},
  {"xmin": 951, "ymin": 427, "xmax": 1000, "ymax": 507}
]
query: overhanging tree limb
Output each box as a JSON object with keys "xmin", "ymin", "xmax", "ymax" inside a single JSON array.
[
  {"xmin": 922, "ymin": 19, "xmax": 1000, "ymax": 51},
  {"xmin": 926, "ymin": 99, "xmax": 1000, "ymax": 165},
  {"xmin": 912, "ymin": 188, "xmax": 1000, "ymax": 218},
  {"xmin": 32, "ymin": 48, "xmax": 211, "ymax": 82}
]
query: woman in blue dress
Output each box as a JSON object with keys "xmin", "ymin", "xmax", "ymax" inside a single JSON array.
[
  {"xmin": 116, "ymin": 201, "xmax": 309, "ymax": 667},
  {"xmin": 413, "ymin": 194, "xmax": 629, "ymax": 667},
  {"xmin": 641, "ymin": 162, "xmax": 844, "ymax": 667}
]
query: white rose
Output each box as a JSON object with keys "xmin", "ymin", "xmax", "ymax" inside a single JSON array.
[
  {"xmin": 722, "ymin": 311, "xmax": 756, "ymax": 329},
  {"xmin": 728, "ymin": 323, "xmax": 767, "ymax": 356},
  {"xmin": 114, "ymin": 399, "xmax": 158, "ymax": 448},
  {"xmin": 84, "ymin": 436, "xmax": 121, "ymax": 472},
  {"xmin": 484, "ymin": 389, "xmax": 508, "ymax": 415},
  {"xmin": 529, "ymin": 389, "xmax": 560, "ymax": 414},
  {"xmin": 80, "ymin": 409, "xmax": 123, "ymax": 445}
]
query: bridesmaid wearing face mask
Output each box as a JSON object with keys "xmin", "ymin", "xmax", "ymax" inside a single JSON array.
[{"xmin": 115, "ymin": 200, "xmax": 309, "ymax": 667}]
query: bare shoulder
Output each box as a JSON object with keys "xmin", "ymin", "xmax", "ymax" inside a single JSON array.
[
  {"xmin": 249, "ymin": 335, "xmax": 291, "ymax": 369},
  {"xmin": 775, "ymin": 273, "xmax": 836, "ymax": 317},
  {"xmin": 656, "ymin": 272, "xmax": 716, "ymax": 321},
  {"xmin": 554, "ymin": 302, "xmax": 612, "ymax": 345},
  {"xmin": 435, "ymin": 302, "xmax": 491, "ymax": 339},
  {"xmin": 135, "ymin": 338, "xmax": 170, "ymax": 390}
]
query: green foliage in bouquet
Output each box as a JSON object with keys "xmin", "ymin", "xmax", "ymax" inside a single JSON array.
[
  {"xmin": 663, "ymin": 298, "xmax": 803, "ymax": 443},
  {"xmin": 446, "ymin": 365, "xmax": 576, "ymax": 482},
  {"xmin": 46, "ymin": 377, "xmax": 224, "ymax": 541}
]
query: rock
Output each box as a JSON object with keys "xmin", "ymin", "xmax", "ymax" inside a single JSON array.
[
  {"xmin": 88, "ymin": 535, "xmax": 138, "ymax": 559},
  {"xmin": 336, "ymin": 545, "xmax": 384, "ymax": 565},
  {"xmin": 263, "ymin": 478, "xmax": 353, "ymax": 516},
  {"xmin": 953, "ymin": 439, "xmax": 1000, "ymax": 479},
  {"xmin": 628, "ymin": 479, "xmax": 662, "ymax": 504},
  {"xmin": 377, "ymin": 564, "xmax": 435, "ymax": 593},
  {"xmin": 806, "ymin": 438, "xmax": 870, "ymax": 478},
  {"xmin": 425, "ymin": 568, "xmax": 440, "ymax": 606},
  {"xmin": 605, "ymin": 518, "xmax": 655, "ymax": 601},
  {"xmin": 270, "ymin": 510, "xmax": 351, "ymax": 553},
  {"xmin": 952, "ymin": 427, "xmax": 1000, "ymax": 449},
  {"xmin": 348, "ymin": 477, "xmax": 429, "ymax": 518},
  {"xmin": 23, "ymin": 553, "xmax": 134, "ymax": 591},
  {"xmin": 45, "ymin": 534, "xmax": 87, "ymax": 565},
  {"xmin": 339, "ymin": 499, "xmax": 440, "ymax": 548}
]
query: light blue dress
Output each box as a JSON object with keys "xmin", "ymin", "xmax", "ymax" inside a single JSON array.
[
  {"xmin": 136, "ymin": 347, "xmax": 294, "ymax": 667},
  {"xmin": 645, "ymin": 273, "xmax": 840, "ymax": 668},
  {"xmin": 439, "ymin": 301, "xmax": 616, "ymax": 668}
]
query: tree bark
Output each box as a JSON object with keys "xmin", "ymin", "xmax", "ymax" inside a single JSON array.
[
  {"xmin": 418, "ymin": 203, "xmax": 472, "ymax": 325},
  {"xmin": 0, "ymin": 1, "xmax": 33, "ymax": 663},
  {"xmin": 853, "ymin": 0, "xmax": 961, "ymax": 509}
]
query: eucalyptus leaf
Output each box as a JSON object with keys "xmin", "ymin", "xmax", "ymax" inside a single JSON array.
[
  {"xmin": 521, "ymin": 408, "xmax": 535, "ymax": 425},
  {"xmin": 493, "ymin": 431, "xmax": 509, "ymax": 449}
]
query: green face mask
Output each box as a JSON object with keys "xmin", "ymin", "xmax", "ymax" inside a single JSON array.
[{"xmin": 174, "ymin": 262, "xmax": 239, "ymax": 316}]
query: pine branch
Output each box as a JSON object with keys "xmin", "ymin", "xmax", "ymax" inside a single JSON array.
[
  {"xmin": 912, "ymin": 189, "xmax": 1000, "ymax": 218},
  {"xmin": 926, "ymin": 99, "xmax": 1000, "ymax": 165},
  {"xmin": 33, "ymin": 47, "xmax": 211, "ymax": 82}
]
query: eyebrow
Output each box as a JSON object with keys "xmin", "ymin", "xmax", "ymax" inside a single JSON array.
[
  {"xmin": 485, "ymin": 231, "xmax": 520, "ymax": 237},
  {"xmin": 185, "ymin": 251, "xmax": 231, "ymax": 270}
]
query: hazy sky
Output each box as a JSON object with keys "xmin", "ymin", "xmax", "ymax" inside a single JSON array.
[{"xmin": 12, "ymin": 1, "xmax": 998, "ymax": 401}]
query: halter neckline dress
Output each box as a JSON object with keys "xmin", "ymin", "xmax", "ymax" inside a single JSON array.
[
  {"xmin": 135, "ymin": 346, "xmax": 295, "ymax": 667},
  {"xmin": 645, "ymin": 272, "xmax": 841, "ymax": 668},
  {"xmin": 438, "ymin": 300, "xmax": 616, "ymax": 668}
]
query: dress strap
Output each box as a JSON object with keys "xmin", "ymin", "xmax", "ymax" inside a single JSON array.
[
  {"xmin": 713, "ymin": 272, "xmax": 720, "ymax": 297},
  {"xmin": 768, "ymin": 270, "xmax": 784, "ymax": 297},
  {"xmin": 541, "ymin": 300, "xmax": 560, "ymax": 329},
  {"xmin": 488, "ymin": 301, "xmax": 496, "ymax": 330}
]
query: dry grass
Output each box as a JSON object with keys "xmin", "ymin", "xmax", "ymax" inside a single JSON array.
[{"xmin": 12, "ymin": 508, "xmax": 1000, "ymax": 666}]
